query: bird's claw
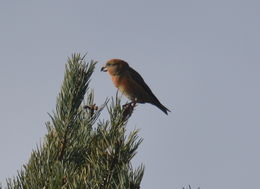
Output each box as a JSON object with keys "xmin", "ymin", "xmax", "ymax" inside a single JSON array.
[{"xmin": 122, "ymin": 101, "xmax": 137, "ymax": 121}]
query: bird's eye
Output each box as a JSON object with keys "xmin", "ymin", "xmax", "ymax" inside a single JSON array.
[{"xmin": 106, "ymin": 63, "xmax": 111, "ymax": 66}]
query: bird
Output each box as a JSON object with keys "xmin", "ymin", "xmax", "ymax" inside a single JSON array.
[{"xmin": 101, "ymin": 59, "xmax": 170, "ymax": 115}]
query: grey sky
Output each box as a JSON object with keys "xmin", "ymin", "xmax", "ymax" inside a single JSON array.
[{"xmin": 1, "ymin": 1, "xmax": 260, "ymax": 188}]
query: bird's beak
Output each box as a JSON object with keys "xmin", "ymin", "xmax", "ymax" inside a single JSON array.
[{"xmin": 101, "ymin": 66, "xmax": 107, "ymax": 72}]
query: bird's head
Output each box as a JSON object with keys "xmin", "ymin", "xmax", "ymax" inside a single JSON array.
[{"xmin": 101, "ymin": 59, "xmax": 129, "ymax": 76}]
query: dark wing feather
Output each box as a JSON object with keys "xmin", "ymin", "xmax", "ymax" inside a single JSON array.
[
  {"xmin": 129, "ymin": 67, "xmax": 161, "ymax": 103},
  {"xmin": 128, "ymin": 66, "xmax": 170, "ymax": 114}
]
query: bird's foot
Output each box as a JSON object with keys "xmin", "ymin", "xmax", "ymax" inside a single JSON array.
[{"xmin": 122, "ymin": 101, "xmax": 137, "ymax": 121}]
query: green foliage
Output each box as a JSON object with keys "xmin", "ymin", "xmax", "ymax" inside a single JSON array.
[{"xmin": 6, "ymin": 54, "xmax": 144, "ymax": 189}]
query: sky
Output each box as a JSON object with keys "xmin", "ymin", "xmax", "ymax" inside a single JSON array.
[{"xmin": 0, "ymin": 1, "xmax": 260, "ymax": 188}]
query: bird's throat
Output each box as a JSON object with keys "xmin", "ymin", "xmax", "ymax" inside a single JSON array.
[{"xmin": 111, "ymin": 75, "xmax": 122, "ymax": 88}]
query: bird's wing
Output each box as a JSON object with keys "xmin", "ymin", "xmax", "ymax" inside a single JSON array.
[{"xmin": 129, "ymin": 67, "xmax": 161, "ymax": 103}]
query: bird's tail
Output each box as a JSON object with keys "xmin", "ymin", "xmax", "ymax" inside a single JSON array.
[{"xmin": 153, "ymin": 102, "xmax": 171, "ymax": 115}]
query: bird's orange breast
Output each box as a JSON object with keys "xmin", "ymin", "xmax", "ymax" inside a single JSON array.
[
  {"xmin": 111, "ymin": 75, "xmax": 136, "ymax": 100},
  {"xmin": 112, "ymin": 75, "xmax": 130, "ymax": 90}
]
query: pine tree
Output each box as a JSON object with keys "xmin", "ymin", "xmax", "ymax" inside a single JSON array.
[{"xmin": 6, "ymin": 54, "xmax": 144, "ymax": 189}]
